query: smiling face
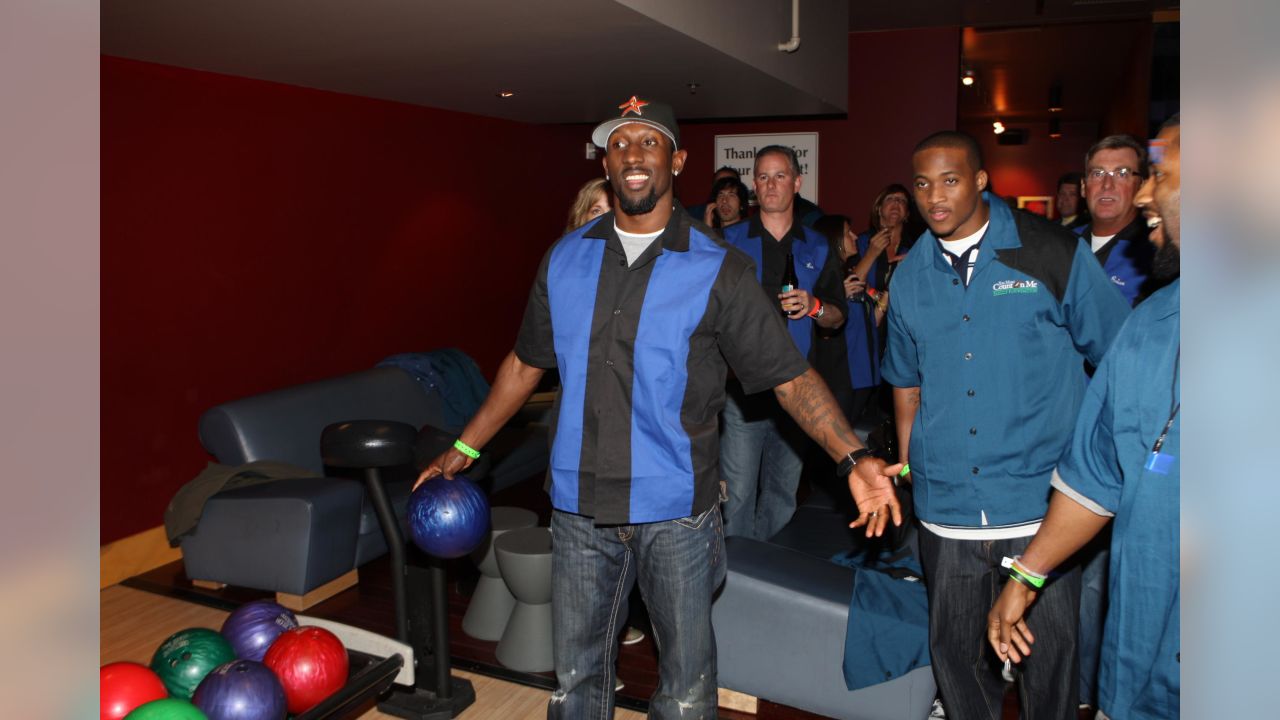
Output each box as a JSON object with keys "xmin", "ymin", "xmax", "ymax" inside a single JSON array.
[
  {"xmin": 1136, "ymin": 125, "xmax": 1181, "ymax": 254},
  {"xmin": 602, "ymin": 122, "xmax": 687, "ymax": 218},
  {"xmin": 912, "ymin": 146, "xmax": 989, "ymax": 239},
  {"xmin": 753, "ymin": 151, "xmax": 801, "ymax": 216}
]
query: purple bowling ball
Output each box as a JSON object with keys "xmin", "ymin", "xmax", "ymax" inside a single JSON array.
[
  {"xmin": 220, "ymin": 601, "xmax": 298, "ymax": 662},
  {"xmin": 407, "ymin": 475, "xmax": 490, "ymax": 559},
  {"xmin": 192, "ymin": 660, "xmax": 286, "ymax": 720}
]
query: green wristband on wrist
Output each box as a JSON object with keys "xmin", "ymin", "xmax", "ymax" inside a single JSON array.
[
  {"xmin": 1009, "ymin": 562, "xmax": 1046, "ymax": 590},
  {"xmin": 899, "ymin": 463, "xmax": 911, "ymax": 478},
  {"xmin": 453, "ymin": 439, "xmax": 481, "ymax": 459}
]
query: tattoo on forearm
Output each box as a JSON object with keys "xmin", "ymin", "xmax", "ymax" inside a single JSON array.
[{"xmin": 776, "ymin": 370, "xmax": 859, "ymax": 457}]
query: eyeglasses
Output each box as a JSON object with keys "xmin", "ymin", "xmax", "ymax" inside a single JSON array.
[{"xmin": 1086, "ymin": 167, "xmax": 1140, "ymax": 183}]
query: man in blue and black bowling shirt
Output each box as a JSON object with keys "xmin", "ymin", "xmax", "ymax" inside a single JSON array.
[
  {"xmin": 882, "ymin": 130, "xmax": 1130, "ymax": 720},
  {"xmin": 720, "ymin": 144, "xmax": 847, "ymax": 541},
  {"xmin": 418, "ymin": 97, "xmax": 903, "ymax": 719},
  {"xmin": 988, "ymin": 114, "xmax": 1182, "ymax": 720}
]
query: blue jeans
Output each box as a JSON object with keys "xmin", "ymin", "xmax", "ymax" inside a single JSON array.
[
  {"xmin": 547, "ymin": 506, "xmax": 726, "ymax": 720},
  {"xmin": 1075, "ymin": 528, "xmax": 1111, "ymax": 707},
  {"xmin": 719, "ymin": 387, "xmax": 805, "ymax": 540},
  {"xmin": 918, "ymin": 527, "xmax": 1080, "ymax": 720}
]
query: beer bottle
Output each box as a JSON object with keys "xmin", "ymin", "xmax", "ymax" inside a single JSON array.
[{"xmin": 781, "ymin": 251, "xmax": 799, "ymax": 317}]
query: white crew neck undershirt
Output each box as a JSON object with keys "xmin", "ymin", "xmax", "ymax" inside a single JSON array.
[
  {"xmin": 937, "ymin": 220, "xmax": 990, "ymax": 283},
  {"xmin": 615, "ymin": 223, "xmax": 663, "ymax": 266},
  {"xmin": 1090, "ymin": 232, "xmax": 1117, "ymax": 254}
]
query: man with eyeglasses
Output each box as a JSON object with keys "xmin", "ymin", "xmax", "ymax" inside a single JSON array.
[
  {"xmin": 1076, "ymin": 135, "xmax": 1167, "ymax": 307},
  {"xmin": 988, "ymin": 115, "xmax": 1182, "ymax": 720},
  {"xmin": 1071, "ymin": 134, "xmax": 1174, "ymax": 714}
]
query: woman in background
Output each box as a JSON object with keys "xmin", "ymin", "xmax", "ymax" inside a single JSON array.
[
  {"xmin": 851, "ymin": 183, "xmax": 917, "ymax": 294},
  {"xmin": 564, "ymin": 178, "xmax": 612, "ymax": 234},
  {"xmin": 812, "ymin": 214, "xmax": 882, "ymax": 426}
]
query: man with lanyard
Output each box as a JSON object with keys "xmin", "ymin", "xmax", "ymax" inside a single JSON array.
[
  {"xmin": 1075, "ymin": 135, "xmax": 1165, "ymax": 306},
  {"xmin": 988, "ymin": 115, "xmax": 1181, "ymax": 720},
  {"xmin": 417, "ymin": 97, "xmax": 903, "ymax": 719},
  {"xmin": 882, "ymin": 131, "xmax": 1130, "ymax": 719},
  {"xmin": 720, "ymin": 144, "xmax": 847, "ymax": 540}
]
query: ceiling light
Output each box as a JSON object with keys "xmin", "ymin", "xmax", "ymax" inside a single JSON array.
[
  {"xmin": 992, "ymin": 120, "xmax": 1005, "ymax": 135},
  {"xmin": 962, "ymin": 69, "xmax": 976, "ymax": 86},
  {"xmin": 496, "ymin": 91, "xmax": 515, "ymax": 98}
]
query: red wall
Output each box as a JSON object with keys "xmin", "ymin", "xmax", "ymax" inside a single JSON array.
[
  {"xmin": 676, "ymin": 27, "xmax": 961, "ymax": 225},
  {"xmin": 102, "ymin": 28, "xmax": 960, "ymax": 544},
  {"xmin": 101, "ymin": 58, "xmax": 596, "ymax": 543},
  {"xmin": 966, "ymin": 119, "xmax": 1100, "ymax": 204}
]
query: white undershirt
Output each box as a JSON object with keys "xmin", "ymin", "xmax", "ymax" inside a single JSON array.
[
  {"xmin": 1090, "ymin": 232, "xmax": 1117, "ymax": 254},
  {"xmin": 615, "ymin": 223, "xmax": 663, "ymax": 266},
  {"xmin": 937, "ymin": 220, "xmax": 990, "ymax": 283}
]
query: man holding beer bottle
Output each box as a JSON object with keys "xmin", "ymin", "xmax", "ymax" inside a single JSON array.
[{"xmin": 720, "ymin": 145, "xmax": 847, "ymax": 540}]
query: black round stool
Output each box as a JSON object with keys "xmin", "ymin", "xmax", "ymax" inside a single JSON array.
[{"xmin": 321, "ymin": 420, "xmax": 475, "ymax": 719}]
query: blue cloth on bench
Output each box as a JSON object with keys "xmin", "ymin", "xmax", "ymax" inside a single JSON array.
[
  {"xmin": 834, "ymin": 547, "xmax": 930, "ymax": 691},
  {"xmin": 377, "ymin": 349, "xmax": 490, "ymax": 431}
]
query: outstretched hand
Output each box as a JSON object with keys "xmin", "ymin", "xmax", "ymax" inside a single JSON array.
[
  {"xmin": 987, "ymin": 581, "xmax": 1038, "ymax": 663},
  {"xmin": 847, "ymin": 459, "xmax": 904, "ymax": 538},
  {"xmin": 413, "ymin": 448, "xmax": 473, "ymax": 491}
]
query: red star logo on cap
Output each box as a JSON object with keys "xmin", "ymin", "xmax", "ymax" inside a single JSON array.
[{"xmin": 618, "ymin": 96, "xmax": 649, "ymax": 117}]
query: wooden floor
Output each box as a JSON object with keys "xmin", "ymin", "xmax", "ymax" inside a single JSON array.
[{"xmin": 102, "ymin": 584, "xmax": 648, "ymax": 720}]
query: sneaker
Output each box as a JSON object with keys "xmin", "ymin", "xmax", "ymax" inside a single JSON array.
[
  {"xmin": 929, "ymin": 698, "xmax": 946, "ymax": 719},
  {"xmin": 621, "ymin": 626, "xmax": 645, "ymax": 645}
]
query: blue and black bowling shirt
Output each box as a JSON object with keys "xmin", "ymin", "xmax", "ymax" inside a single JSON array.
[{"xmin": 514, "ymin": 207, "xmax": 809, "ymax": 525}]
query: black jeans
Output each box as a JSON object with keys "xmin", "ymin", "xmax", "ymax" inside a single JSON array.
[{"xmin": 918, "ymin": 526, "xmax": 1081, "ymax": 720}]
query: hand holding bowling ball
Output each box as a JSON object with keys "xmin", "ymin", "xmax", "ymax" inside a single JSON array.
[{"xmin": 407, "ymin": 474, "xmax": 490, "ymax": 558}]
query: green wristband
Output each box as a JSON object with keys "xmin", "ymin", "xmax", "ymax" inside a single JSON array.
[
  {"xmin": 453, "ymin": 439, "xmax": 481, "ymax": 459},
  {"xmin": 1009, "ymin": 564, "xmax": 1045, "ymax": 590},
  {"xmin": 899, "ymin": 463, "xmax": 911, "ymax": 478}
]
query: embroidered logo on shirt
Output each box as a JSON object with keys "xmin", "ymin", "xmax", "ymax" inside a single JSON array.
[
  {"xmin": 992, "ymin": 279, "xmax": 1040, "ymax": 296},
  {"xmin": 1110, "ymin": 275, "xmax": 1127, "ymax": 286},
  {"xmin": 804, "ymin": 260, "xmax": 816, "ymax": 270}
]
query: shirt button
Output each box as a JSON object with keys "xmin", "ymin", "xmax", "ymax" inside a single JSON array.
[
  {"xmin": 963, "ymin": 352, "xmax": 973, "ymax": 360},
  {"xmin": 967, "ymin": 389, "xmax": 975, "ymax": 397},
  {"xmin": 618, "ymin": 259, "xmax": 626, "ymax": 266},
  {"xmin": 963, "ymin": 314, "xmax": 971, "ymax": 322},
  {"xmin": 969, "ymin": 427, "xmax": 977, "ymax": 435},
  {"xmin": 952, "ymin": 278, "xmax": 960, "ymax": 286},
  {"xmin": 613, "ymin": 309, "xmax": 622, "ymax": 315},
  {"xmin": 972, "ymin": 467, "xmax": 979, "ymax": 475}
]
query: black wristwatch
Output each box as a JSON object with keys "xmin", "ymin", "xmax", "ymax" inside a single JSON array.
[{"xmin": 836, "ymin": 448, "xmax": 876, "ymax": 478}]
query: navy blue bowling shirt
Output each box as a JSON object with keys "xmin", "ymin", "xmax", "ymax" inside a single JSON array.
[{"xmin": 514, "ymin": 207, "xmax": 808, "ymax": 525}]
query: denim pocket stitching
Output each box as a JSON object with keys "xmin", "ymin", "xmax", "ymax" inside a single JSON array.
[{"xmin": 673, "ymin": 505, "xmax": 714, "ymax": 530}]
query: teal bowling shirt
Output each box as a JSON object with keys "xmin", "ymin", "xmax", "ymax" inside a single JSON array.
[
  {"xmin": 1052, "ymin": 279, "xmax": 1180, "ymax": 720},
  {"xmin": 882, "ymin": 196, "xmax": 1131, "ymax": 528}
]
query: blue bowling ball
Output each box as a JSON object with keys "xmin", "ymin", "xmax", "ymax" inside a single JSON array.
[
  {"xmin": 192, "ymin": 660, "xmax": 287, "ymax": 720},
  {"xmin": 220, "ymin": 600, "xmax": 298, "ymax": 662},
  {"xmin": 407, "ymin": 475, "xmax": 490, "ymax": 558}
]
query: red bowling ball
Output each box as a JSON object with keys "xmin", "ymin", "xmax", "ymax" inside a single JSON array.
[
  {"xmin": 262, "ymin": 626, "xmax": 348, "ymax": 714},
  {"xmin": 101, "ymin": 661, "xmax": 168, "ymax": 720}
]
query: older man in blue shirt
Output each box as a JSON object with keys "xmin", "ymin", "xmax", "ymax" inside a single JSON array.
[{"xmin": 988, "ymin": 114, "xmax": 1181, "ymax": 720}]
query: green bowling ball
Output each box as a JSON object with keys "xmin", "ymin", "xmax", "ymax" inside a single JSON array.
[
  {"xmin": 125, "ymin": 698, "xmax": 209, "ymax": 719},
  {"xmin": 149, "ymin": 628, "xmax": 236, "ymax": 700}
]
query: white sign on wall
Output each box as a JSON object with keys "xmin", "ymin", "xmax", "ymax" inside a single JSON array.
[{"xmin": 713, "ymin": 132, "xmax": 819, "ymax": 204}]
